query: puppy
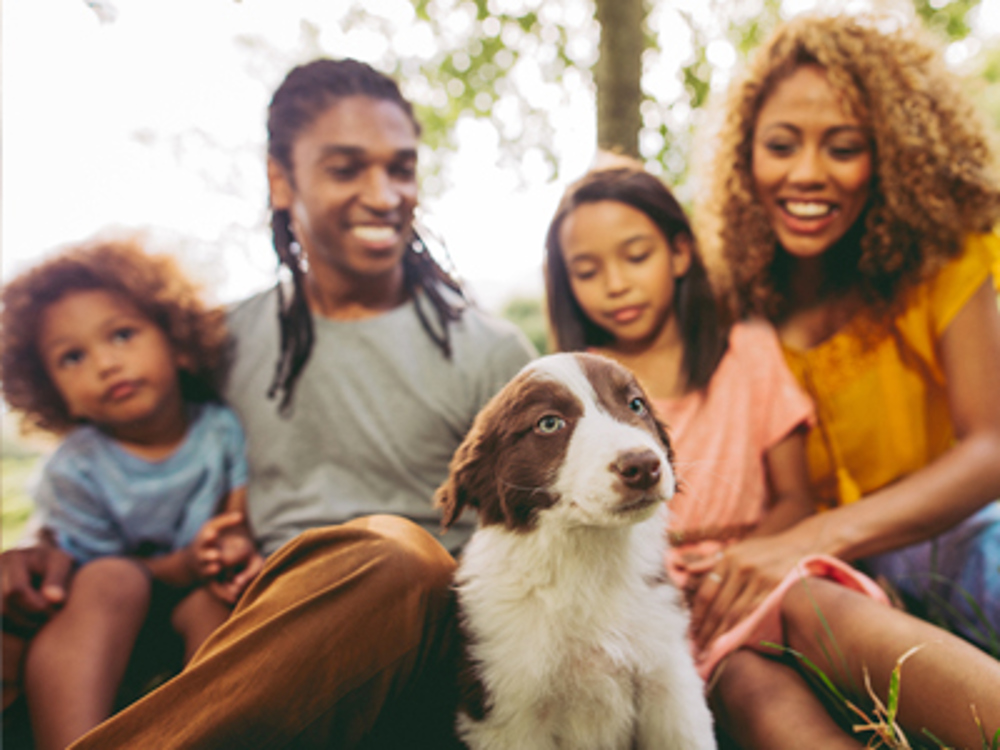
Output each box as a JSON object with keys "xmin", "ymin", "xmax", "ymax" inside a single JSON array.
[{"xmin": 436, "ymin": 352, "xmax": 716, "ymax": 750}]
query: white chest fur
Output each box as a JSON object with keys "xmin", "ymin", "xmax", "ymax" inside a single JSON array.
[{"xmin": 454, "ymin": 507, "xmax": 716, "ymax": 750}]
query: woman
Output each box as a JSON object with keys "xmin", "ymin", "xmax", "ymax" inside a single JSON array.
[{"xmin": 695, "ymin": 11, "xmax": 1000, "ymax": 747}]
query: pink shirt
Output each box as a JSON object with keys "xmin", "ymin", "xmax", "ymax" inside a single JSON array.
[{"xmin": 653, "ymin": 320, "xmax": 814, "ymax": 586}]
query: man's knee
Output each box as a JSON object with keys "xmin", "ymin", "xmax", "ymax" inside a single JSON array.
[
  {"xmin": 290, "ymin": 517, "xmax": 456, "ymax": 591},
  {"xmin": 357, "ymin": 515, "xmax": 457, "ymax": 588}
]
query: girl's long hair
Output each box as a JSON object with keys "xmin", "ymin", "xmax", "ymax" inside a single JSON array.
[
  {"xmin": 266, "ymin": 58, "xmax": 466, "ymax": 412},
  {"xmin": 545, "ymin": 167, "xmax": 730, "ymax": 391}
]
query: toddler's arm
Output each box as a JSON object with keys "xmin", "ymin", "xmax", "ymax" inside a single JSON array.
[{"xmin": 191, "ymin": 487, "xmax": 264, "ymax": 604}]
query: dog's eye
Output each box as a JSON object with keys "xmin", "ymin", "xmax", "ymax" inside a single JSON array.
[
  {"xmin": 628, "ymin": 397, "xmax": 648, "ymax": 416},
  {"xmin": 535, "ymin": 415, "xmax": 566, "ymax": 434}
]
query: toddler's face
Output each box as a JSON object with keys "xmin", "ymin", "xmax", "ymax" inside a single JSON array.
[{"xmin": 38, "ymin": 289, "xmax": 183, "ymax": 436}]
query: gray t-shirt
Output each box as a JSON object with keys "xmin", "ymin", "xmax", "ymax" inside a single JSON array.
[{"xmin": 223, "ymin": 286, "xmax": 536, "ymax": 556}]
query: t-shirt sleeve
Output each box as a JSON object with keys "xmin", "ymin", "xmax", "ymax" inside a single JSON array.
[
  {"xmin": 928, "ymin": 232, "xmax": 999, "ymax": 337},
  {"xmin": 738, "ymin": 320, "xmax": 815, "ymax": 450},
  {"xmin": 217, "ymin": 405, "xmax": 249, "ymax": 491},
  {"xmin": 34, "ymin": 454, "xmax": 124, "ymax": 564}
]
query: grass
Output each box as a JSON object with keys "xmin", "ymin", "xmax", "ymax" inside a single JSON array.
[
  {"xmin": 760, "ymin": 572, "xmax": 1000, "ymax": 750},
  {"xmin": 757, "ymin": 641, "xmax": 1000, "ymax": 749}
]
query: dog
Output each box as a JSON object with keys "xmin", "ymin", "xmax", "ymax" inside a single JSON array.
[{"xmin": 435, "ymin": 352, "xmax": 716, "ymax": 750}]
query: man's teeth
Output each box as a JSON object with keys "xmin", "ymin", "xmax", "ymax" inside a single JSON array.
[
  {"xmin": 784, "ymin": 201, "xmax": 833, "ymax": 218},
  {"xmin": 352, "ymin": 226, "xmax": 397, "ymax": 242}
]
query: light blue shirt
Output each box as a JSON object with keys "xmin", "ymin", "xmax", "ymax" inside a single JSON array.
[{"xmin": 34, "ymin": 402, "xmax": 248, "ymax": 564}]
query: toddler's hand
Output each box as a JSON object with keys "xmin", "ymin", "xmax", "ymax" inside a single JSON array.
[
  {"xmin": 194, "ymin": 513, "xmax": 264, "ymax": 604},
  {"xmin": 191, "ymin": 512, "xmax": 250, "ymax": 580},
  {"xmin": 208, "ymin": 549, "xmax": 264, "ymax": 605}
]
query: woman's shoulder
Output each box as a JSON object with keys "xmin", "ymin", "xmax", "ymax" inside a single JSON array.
[{"xmin": 903, "ymin": 232, "xmax": 999, "ymax": 336}]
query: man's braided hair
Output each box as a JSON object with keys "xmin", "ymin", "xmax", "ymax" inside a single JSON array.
[{"xmin": 266, "ymin": 58, "xmax": 466, "ymax": 412}]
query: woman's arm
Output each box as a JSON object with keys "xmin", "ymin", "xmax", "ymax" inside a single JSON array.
[
  {"xmin": 787, "ymin": 278, "xmax": 1000, "ymax": 562},
  {"xmin": 688, "ymin": 428, "xmax": 816, "ymax": 648}
]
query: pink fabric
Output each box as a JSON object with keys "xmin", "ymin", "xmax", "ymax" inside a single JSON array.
[
  {"xmin": 654, "ymin": 320, "xmax": 814, "ymax": 587},
  {"xmin": 695, "ymin": 555, "xmax": 889, "ymax": 679},
  {"xmin": 653, "ymin": 321, "xmax": 889, "ymax": 679}
]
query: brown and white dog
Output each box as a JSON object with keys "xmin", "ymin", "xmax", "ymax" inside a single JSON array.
[{"xmin": 436, "ymin": 352, "xmax": 716, "ymax": 750}]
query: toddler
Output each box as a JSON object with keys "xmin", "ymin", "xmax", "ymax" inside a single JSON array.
[{"xmin": 0, "ymin": 236, "xmax": 261, "ymax": 750}]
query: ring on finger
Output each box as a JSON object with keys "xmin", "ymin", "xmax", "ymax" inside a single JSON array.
[{"xmin": 707, "ymin": 572, "xmax": 723, "ymax": 584}]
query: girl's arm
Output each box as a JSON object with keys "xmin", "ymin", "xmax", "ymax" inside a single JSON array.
[
  {"xmin": 786, "ymin": 278, "xmax": 1000, "ymax": 562},
  {"xmin": 745, "ymin": 425, "xmax": 814, "ymax": 540},
  {"xmin": 688, "ymin": 428, "xmax": 816, "ymax": 648}
]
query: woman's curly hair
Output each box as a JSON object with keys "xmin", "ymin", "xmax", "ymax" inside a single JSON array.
[
  {"xmin": 695, "ymin": 11, "xmax": 1000, "ymax": 320},
  {"xmin": 1, "ymin": 235, "xmax": 228, "ymax": 434}
]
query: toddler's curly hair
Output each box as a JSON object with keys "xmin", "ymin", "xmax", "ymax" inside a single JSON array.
[
  {"xmin": 695, "ymin": 11, "xmax": 1000, "ymax": 320},
  {"xmin": 1, "ymin": 235, "xmax": 227, "ymax": 434}
]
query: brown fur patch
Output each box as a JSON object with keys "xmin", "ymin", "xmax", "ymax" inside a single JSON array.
[{"xmin": 435, "ymin": 369, "xmax": 583, "ymax": 532}]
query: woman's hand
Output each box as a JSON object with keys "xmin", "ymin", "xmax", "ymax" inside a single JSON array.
[{"xmin": 686, "ymin": 532, "xmax": 808, "ymax": 651}]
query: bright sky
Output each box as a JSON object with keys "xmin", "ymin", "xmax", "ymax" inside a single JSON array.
[
  {"xmin": 4, "ymin": 0, "xmax": 1000, "ymax": 310},
  {"xmin": 2, "ymin": 0, "xmax": 597, "ymax": 311}
]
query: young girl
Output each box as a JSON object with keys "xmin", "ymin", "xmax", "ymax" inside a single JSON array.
[
  {"xmin": 0, "ymin": 236, "xmax": 262, "ymax": 750},
  {"xmin": 544, "ymin": 163, "xmax": 1000, "ymax": 748}
]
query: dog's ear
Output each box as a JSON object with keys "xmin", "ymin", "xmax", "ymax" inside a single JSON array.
[{"xmin": 435, "ymin": 416, "xmax": 499, "ymax": 530}]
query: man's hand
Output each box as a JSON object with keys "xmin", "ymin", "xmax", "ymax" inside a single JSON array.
[{"xmin": 1, "ymin": 544, "xmax": 75, "ymax": 633}]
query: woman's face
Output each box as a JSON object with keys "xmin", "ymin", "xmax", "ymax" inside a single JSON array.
[
  {"xmin": 559, "ymin": 200, "xmax": 690, "ymax": 348},
  {"xmin": 752, "ymin": 64, "xmax": 873, "ymax": 260},
  {"xmin": 268, "ymin": 96, "xmax": 419, "ymax": 283}
]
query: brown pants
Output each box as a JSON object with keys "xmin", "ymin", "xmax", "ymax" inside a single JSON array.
[{"xmin": 69, "ymin": 516, "xmax": 463, "ymax": 749}]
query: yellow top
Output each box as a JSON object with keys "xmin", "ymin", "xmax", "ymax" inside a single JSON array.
[{"xmin": 782, "ymin": 233, "xmax": 1000, "ymax": 508}]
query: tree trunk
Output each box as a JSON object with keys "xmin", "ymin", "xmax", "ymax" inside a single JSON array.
[{"xmin": 595, "ymin": 0, "xmax": 646, "ymax": 158}]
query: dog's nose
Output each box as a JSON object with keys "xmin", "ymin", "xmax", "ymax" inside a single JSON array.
[{"xmin": 612, "ymin": 449, "xmax": 662, "ymax": 490}]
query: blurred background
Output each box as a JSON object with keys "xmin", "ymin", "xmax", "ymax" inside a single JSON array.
[{"xmin": 4, "ymin": 0, "xmax": 1000, "ymax": 547}]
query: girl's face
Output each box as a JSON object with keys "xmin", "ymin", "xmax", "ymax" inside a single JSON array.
[
  {"xmin": 559, "ymin": 200, "xmax": 691, "ymax": 348},
  {"xmin": 268, "ymin": 95, "xmax": 419, "ymax": 285},
  {"xmin": 38, "ymin": 289, "xmax": 184, "ymax": 434},
  {"xmin": 752, "ymin": 64, "xmax": 873, "ymax": 260}
]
